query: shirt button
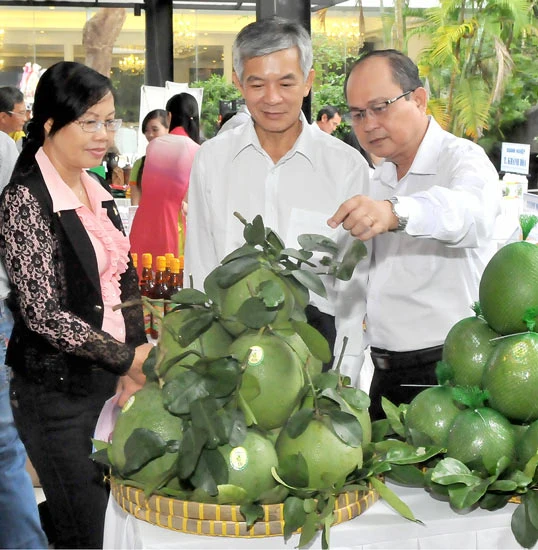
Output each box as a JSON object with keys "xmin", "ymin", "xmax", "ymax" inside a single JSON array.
[{"xmin": 94, "ymin": 305, "xmax": 103, "ymax": 311}]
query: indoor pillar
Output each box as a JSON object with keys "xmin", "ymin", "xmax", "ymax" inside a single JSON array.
[{"xmin": 144, "ymin": 0, "xmax": 173, "ymax": 86}]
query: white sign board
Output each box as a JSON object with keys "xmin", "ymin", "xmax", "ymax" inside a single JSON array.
[{"xmin": 501, "ymin": 142, "xmax": 531, "ymax": 175}]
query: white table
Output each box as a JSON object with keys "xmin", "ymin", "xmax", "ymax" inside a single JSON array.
[{"xmin": 103, "ymin": 481, "xmax": 527, "ymax": 549}]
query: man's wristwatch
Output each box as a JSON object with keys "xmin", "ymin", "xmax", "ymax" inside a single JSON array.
[{"xmin": 386, "ymin": 196, "xmax": 409, "ymax": 232}]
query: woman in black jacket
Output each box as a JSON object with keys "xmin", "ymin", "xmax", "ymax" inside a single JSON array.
[{"xmin": 0, "ymin": 61, "xmax": 152, "ymax": 549}]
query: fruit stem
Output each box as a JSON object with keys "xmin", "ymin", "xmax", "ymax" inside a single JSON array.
[{"xmin": 335, "ymin": 337, "xmax": 349, "ymax": 389}]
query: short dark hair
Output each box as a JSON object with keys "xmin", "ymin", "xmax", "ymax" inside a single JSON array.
[
  {"xmin": 165, "ymin": 92, "xmax": 200, "ymax": 144},
  {"xmin": 344, "ymin": 49, "xmax": 423, "ymax": 99},
  {"xmin": 0, "ymin": 86, "xmax": 24, "ymax": 113},
  {"xmin": 316, "ymin": 105, "xmax": 340, "ymax": 122},
  {"xmin": 20, "ymin": 62, "xmax": 114, "ymax": 164},
  {"xmin": 141, "ymin": 109, "xmax": 168, "ymax": 133}
]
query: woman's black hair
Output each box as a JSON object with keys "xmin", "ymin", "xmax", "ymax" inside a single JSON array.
[
  {"xmin": 165, "ymin": 92, "xmax": 200, "ymax": 144},
  {"xmin": 141, "ymin": 108, "xmax": 168, "ymax": 134},
  {"xmin": 19, "ymin": 61, "xmax": 114, "ymax": 166}
]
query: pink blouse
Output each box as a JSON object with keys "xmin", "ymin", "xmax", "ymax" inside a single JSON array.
[{"xmin": 36, "ymin": 148, "xmax": 130, "ymax": 343}]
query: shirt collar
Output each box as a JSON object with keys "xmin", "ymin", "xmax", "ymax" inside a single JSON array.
[
  {"xmin": 230, "ymin": 110, "xmax": 315, "ymax": 168},
  {"xmin": 36, "ymin": 148, "xmax": 112, "ymax": 213}
]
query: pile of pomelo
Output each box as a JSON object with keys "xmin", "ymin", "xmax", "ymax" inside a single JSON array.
[
  {"xmin": 403, "ymin": 238, "xmax": 538, "ymax": 480},
  {"xmin": 95, "ymin": 215, "xmax": 372, "ymax": 544}
]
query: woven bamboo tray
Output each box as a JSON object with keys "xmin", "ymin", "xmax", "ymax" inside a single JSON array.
[{"xmin": 110, "ymin": 478, "xmax": 379, "ymax": 537}]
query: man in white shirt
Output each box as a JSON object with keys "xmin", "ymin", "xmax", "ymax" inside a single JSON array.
[
  {"xmin": 314, "ymin": 105, "xmax": 341, "ymax": 135},
  {"xmin": 185, "ymin": 17, "xmax": 370, "ymax": 380},
  {"xmin": 328, "ymin": 49, "xmax": 503, "ymax": 420}
]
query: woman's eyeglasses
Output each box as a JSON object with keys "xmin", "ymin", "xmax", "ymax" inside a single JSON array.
[{"xmin": 75, "ymin": 119, "xmax": 123, "ymax": 133}]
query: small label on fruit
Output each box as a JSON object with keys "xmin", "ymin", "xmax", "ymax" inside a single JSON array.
[
  {"xmin": 123, "ymin": 394, "xmax": 135, "ymax": 413},
  {"xmin": 229, "ymin": 447, "xmax": 248, "ymax": 471},
  {"xmin": 247, "ymin": 345, "xmax": 264, "ymax": 366}
]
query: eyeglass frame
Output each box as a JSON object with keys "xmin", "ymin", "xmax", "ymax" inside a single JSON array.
[
  {"xmin": 6, "ymin": 110, "xmax": 28, "ymax": 118},
  {"xmin": 349, "ymin": 90, "xmax": 415, "ymax": 122},
  {"xmin": 74, "ymin": 118, "xmax": 123, "ymax": 133}
]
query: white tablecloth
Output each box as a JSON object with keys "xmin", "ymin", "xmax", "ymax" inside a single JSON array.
[{"xmin": 103, "ymin": 481, "xmax": 527, "ymax": 549}]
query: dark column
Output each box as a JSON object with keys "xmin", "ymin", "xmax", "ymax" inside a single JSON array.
[
  {"xmin": 256, "ymin": 0, "xmax": 312, "ymax": 123},
  {"xmin": 144, "ymin": 0, "xmax": 173, "ymax": 86}
]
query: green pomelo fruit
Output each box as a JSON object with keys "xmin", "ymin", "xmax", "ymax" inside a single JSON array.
[
  {"xmin": 275, "ymin": 416, "xmax": 363, "ymax": 490},
  {"xmin": 218, "ymin": 267, "xmax": 295, "ymax": 336},
  {"xmin": 109, "ymin": 384, "xmax": 183, "ymax": 485},
  {"xmin": 442, "ymin": 316, "xmax": 499, "ymax": 387},
  {"xmin": 479, "ymin": 241, "xmax": 538, "ymax": 335},
  {"xmin": 217, "ymin": 430, "xmax": 279, "ymax": 501},
  {"xmin": 156, "ymin": 309, "xmax": 232, "ymax": 382},
  {"xmin": 482, "ymin": 332, "xmax": 538, "ymax": 423},
  {"xmin": 446, "ymin": 407, "xmax": 516, "ymax": 475},
  {"xmin": 229, "ymin": 332, "xmax": 304, "ymax": 430},
  {"xmin": 516, "ymin": 420, "xmax": 538, "ymax": 470},
  {"xmin": 405, "ymin": 386, "xmax": 461, "ymax": 447}
]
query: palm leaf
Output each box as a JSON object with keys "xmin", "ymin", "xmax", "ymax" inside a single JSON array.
[{"xmin": 452, "ymin": 77, "xmax": 491, "ymax": 139}]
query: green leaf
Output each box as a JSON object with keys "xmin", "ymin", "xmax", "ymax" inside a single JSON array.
[
  {"xmin": 122, "ymin": 428, "xmax": 167, "ymax": 476},
  {"xmin": 277, "ymin": 453, "xmax": 310, "ymax": 489},
  {"xmin": 520, "ymin": 214, "xmax": 538, "ymax": 241},
  {"xmin": 523, "ymin": 307, "xmax": 538, "ymax": 332},
  {"xmin": 290, "ymin": 269, "xmax": 327, "ymax": 299},
  {"xmin": 375, "ymin": 440, "xmax": 443, "ymax": 465},
  {"xmin": 286, "ymin": 408, "xmax": 315, "ymax": 438},
  {"xmin": 265, "ymin": 229, "xmax": 285, "ymax": 254},
  {"xmin": 203, "ymin": 357, "xmax": 242, "ymax": 399},
  {"xmin": 91, "ymin": 438, "xmax": 110, "ymax": 452},
  {"xmin": 326, "ymin": 409, "xmax": 362, "ymax": 447},
  {"xmin": 177, "ymin": 425, "xmax": 207, "ymax": 479},
  {"xmin": 239, "ymin": 502, "xmax": 264, "ymax": 527},
  {"xmin": 214, "ymin": 256, "xmax": 261, "ymax": 288},
  {"xmin": 283, "ymin": 496, "xmax": 307, "ymax": 540},
  {"xmin": 435, "ymin": 360, "xmax": 454, "ymax": 386},
  {"xmin": 257, "ymin": 279, "xmax": 286, "ymax": 307},
  {"xmin": 221, "ymin": 408, "xmax": 247, "ymax": 447},
  {"xmin": 175, "ymin": 310, "xmax": 215, "ymax": 347},
  {"xmin": 220, "ymin": 244, "xmax": 261, "ymax": 265},
  {"xmin": 480, "ymin": 492, "xmax": 513, "ymax": 511},
  {"xmin": 489, "ymin": 479, "xmax": 519, "ymax": 492},
  {"xmin": 448, "ymin": 478, "xmax": 492, "ymax": 509},
  {"xmin": 290, "ymin": 320, "xmax": 332, "ymax": 363},
  {"xmin": 370, "ymin": 476, "xmax": 422, "ymax": 523},
  {"xmin": 243, "ymin": 215, "xmax": 266, "ymax": 246},
  {"xmin": 297, "ymin": 234, "xmax": 339, "ymax": 255},
  {"xmin": 280, "ymin": 247, "xmax": 314, "ymax": 262},
  {"xmin": 142, "ymin": 345, "xmax": 159, "ymax": 381},
  {"xmin": 298, "ymin": 512, "xmax": 318, "ymax": 548},
  {"xmin": 450, "ymin": 386, "xmax": 489, "ymax": 409},
  {"xmin": 236, "ymin": 297, "xmax": 278, "ymax": 328},
  {"xmin": 339, "ymin": 386, "xmax": 371, "ymax": 411},
  {"xmin": 89, "ymin": 447, "xmax": 111, "ymax": 467},
  {"xmin": 527, "ymin": 490, "xmax": 538, "ymax": 530},
  {"xmin": 190, "ymin": 448, "xmax": 227, "ymax": 495},
  {"xmin": 215, "ymin": 484, "xmax": 249, "ymax": 505},
  {"xmin": 386, "ymin": 464, "xmax": 425, "ymax": 486},
  {"xmin": 169, "ymin": 288, "xmax": 209, "ymax": 306},
  {"xmin": 163, "ymin": 371, "xmax": 210, "ymax": 415},
  {"xmin": 335, "ymin": 240, "xmax": 367, "ymax": 281},
  {"xmin": 381, "ymin": 398, "xmax": 406, "ymax": 438},
  {"xmin": 190, "ymin": 397, "xmax": 227, "ymax": 449},
  {"xmin": 430, "ymin": 457, "xmax": 477, "ymax": 485},
  {"xmin": 512, "ymin": 494, "xmax": 538, "ymax": 549}
]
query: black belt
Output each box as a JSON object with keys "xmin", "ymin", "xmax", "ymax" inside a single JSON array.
[{"xmin": 370, "ymin": 345, "xmax": 443, "ymax": 371}]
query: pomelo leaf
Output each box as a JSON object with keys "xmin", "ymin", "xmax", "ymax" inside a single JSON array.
[
  {"xmin": 177, "ymin": 426, "xmax": 206, "ymax": 479},
  {"xmin": 220, "ymin": 244, "xmax": 260, "ymax": 265},
  {"xmin": 527, "ymin": 490, "xmax": 538, "ymax": 530},
  {"xmin": 257, "ymin": 279, "xmax": 286, "ymax": 307},
  {"xmin": 89, "ymin": 447, "xmax": 110, "ymax": 466},
  {"xmin": 221, "ymin": 408, "xmax": 247, "ymax": 447},
  {"xmin": 448, "ymin": 478, "xmax": 491, "ymax": 509},
  {"xmin": 520, "ymin": 214, "xmax": 538, "ymax": 241},
  {"xmin": 523, "ymin": 307, "xmax": 538, "ymax": 332},
  {"xmin": 163, "ymin": 371, "xmax": 210, "ymax": 415},
  {"xmin": 169, "ymin": 288, "xmax": 208, "ymax": 305},
  {"xmin": 430, "ymin": 458, "xmax": 480, "ymax": 486},
  {"xmin": 326, "ymin": 409, "xmax": 362, "ymax": 447},
  {"xmin": 450, "ymin": 385, "xmax": 488, "ymax": 409},
  {"xmin": 265, "ymin": 229, "xmax": 285, "ymax": 254},
  {"xmin": 480, "ymin": 492, "xmax": 513, "ymax": 511},
  {"xmin": 91, "ymin": 438, "xmax": 110, "ymax": 452},
  {"xmin": 142, "ymin": 345, "xmax": 159, "ymax": 381},
  {"xmin": 280, "ymin": 247, "xmax": 314, "ymax": 263},
  {"xmin": 243, "ymin": 214, "xmax": 266, "ymax": 246},
  {"xmin": 239, "ymin": 370, "xmax": 261, "ymax": 401},
  {"xmin": 435, "ymin": 360, "xmax": 453, "ymax": 386},
  {"xmin": 311, "ymin": 370, "xmax": 340, "ymax": 390},
  {"xmin": 176, "ymin": 310, "xmax": 215, "ymax": 347},
  {"xmin": 215, "ymin": 484, "xmax": 249, "ymax": 504},
  {"xmin": 381, "ymin": 397, "xmax": 406, "ymax": 438},
  {"xmin": 385, "ymin": 464, "xmax": 425, "ymax": 486},
  {"xmin": 122, "ymin": 428, "xmax": 167, "ymax": 475},
  {"xmin": 290, "ymin": 269, "xmax": 327, "ymax": 299},
  {"xmin": 290, "ymin": 320, "xmax": 332, "ymax": 363},
  {"xmin": 303, "ymin": 497, "xmax": 317, "ymax": 514},
  {"xmin": 489, "ymin": 479, "xmax": 519, "ymax": 492},
  {"xmin": 240, "ymin": 502, "xmax": 264, "ymax": 527},
  {"xmin": 203, "ymin": 267, "xmax": 221, "ymax": 303},
  {"xmin": 237, "ymin": 390, "xmax": 257, "ymax": 426},
  {"xmin": 369, "ymin": 476, "xmax": 422, "ymax": 523},
  {"xmin": 283, "ymin": 496, "xmax": 307, "ymax": 540},
  {"xmin": 340, "ymin": 386, "xmax": 371, "ymax": 411},
  {"xmin": 236, "ymin": 297, "xmax": 278, "ymax": 328},
  {"xmin": 190, "ymin": 448, "xmax": 226, "ymax": 495},
  {"xmin": 190, "ymin": 397, "xmax": 227, "ymax": 449},
  {"xmin": 277, "ymin": 453, "xmax": 310, "ymax": 489},
  {"xmin": 511, "ymin": 496, "xmax": 538, "ymax": 549},
  {"xmin": 298, "ymin": 512, "xmax": 318, "ymax": 548},
  {"xmin": 297, "ymin": 234, "xmax": 339, "ymax": 255},
  {"xmin": 335, "ymin": 240, "xmax": 367, "ymax": 281},
  {"xmin": 375, "ymin": 440, "xmax": 443, "ymax": 465},
  {"xmin": 203, "ymin": 357, "xmax": 241, "ymax": 398},
  {"xmin": 286, "ymin": 408, "xmax": 315, "ymax": 438},
  {"xmin": 214, "ymin": 256, "xmax": 261, "ymax": 288}
]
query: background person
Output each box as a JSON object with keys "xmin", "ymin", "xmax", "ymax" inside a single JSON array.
[
  {"xmin": 0, "ymin": 86, "xmax": 28, "ymax": 151},
  {"xmin": 128, "ymin": 109, "xmax": 168, "ymax": 206},
  {"xmin": 129, "ymin": 92, "xmax": 200, "ymax": 268},
  {"xmin": 0, "ymin": 61, "xmax": 152, "ymax": 549},
  {"xmin": 328, "ymin": 49, "xmax": 504, "ymax": 420},
  {"xmin": 314, "ymin": 105, "xmax": 341, "ymax": 134},
  {"xmin": 184, "ymin": 17, "xmax": 370, "ymax": 380},
  {"xmin": 0, "ymin": 130, "xmax": 47, "ymax": 550}
]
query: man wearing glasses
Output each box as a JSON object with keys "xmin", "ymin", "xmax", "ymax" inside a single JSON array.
[
  {"xmin": 329, "ymin": 49, "xmax": 503, "ymax": 420},
  {"xmin": 0, "ymin": 86, "xmax": 29, "ymax": 151}
]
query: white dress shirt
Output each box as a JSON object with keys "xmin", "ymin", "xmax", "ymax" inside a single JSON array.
[
  {"xmin": 185, "ymin": 112, "xmax": 371, "ymax": 383},
  {"xmin": 367, "ymin": 117, "xmax": 504, "ymax": 352}
]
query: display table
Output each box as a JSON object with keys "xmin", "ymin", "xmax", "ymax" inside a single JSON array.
[{"xmin": 103, "ymin": 481, "xmax": 525, "ymax": 549}]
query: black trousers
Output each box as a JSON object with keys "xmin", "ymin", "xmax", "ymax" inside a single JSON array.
[
  {"xmin": 369, "ymin": 345, "xmax": 443, "ymax": 421},
  {"xmin": 10, "ymin": 369, "xmax": 117, "ymax": 549}
]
